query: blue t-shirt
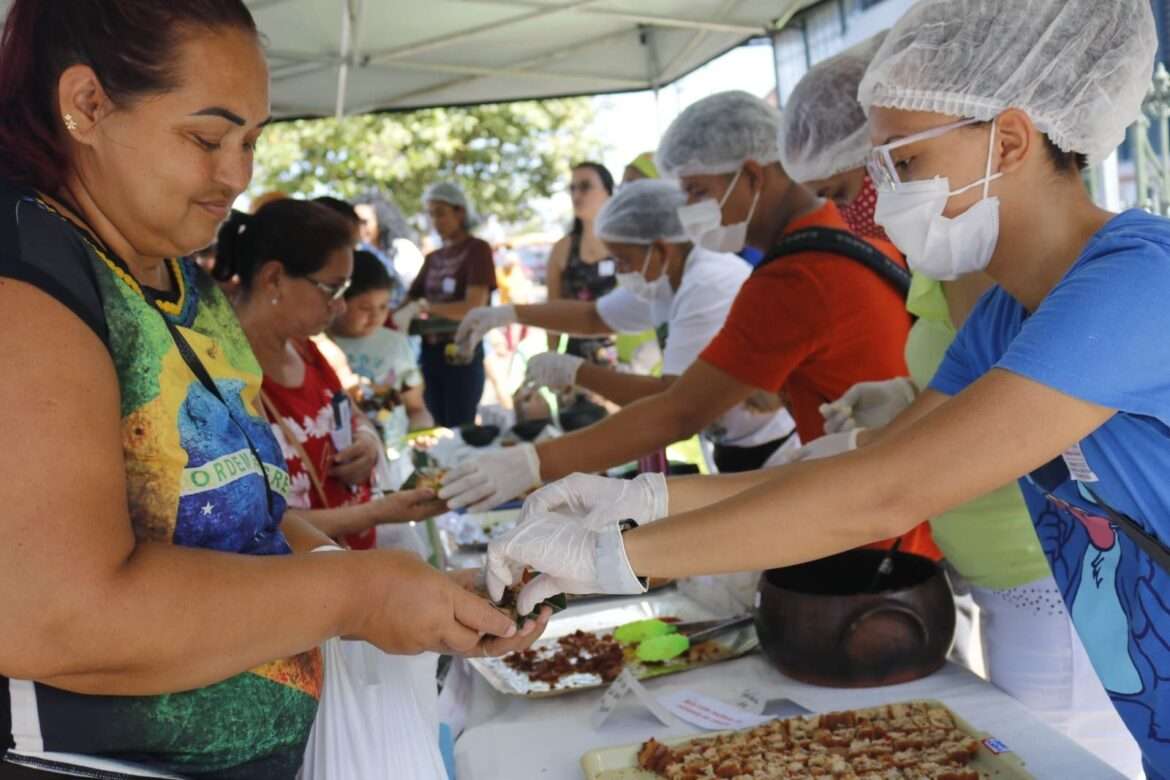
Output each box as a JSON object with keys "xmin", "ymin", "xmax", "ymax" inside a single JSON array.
[{"xmin": 930, "ymin": 209, "xmax": 1170, "ymax": 777}]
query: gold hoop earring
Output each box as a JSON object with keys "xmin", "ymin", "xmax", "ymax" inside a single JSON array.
[{"xmin": 64, "ymin": 114, "xmax": 79, "ymax": 132}]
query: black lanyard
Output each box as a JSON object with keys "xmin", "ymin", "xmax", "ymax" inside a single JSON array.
[
  {"xmin": 138, "ymin": 284, "xmax": 279, "ymax": 519},
  {"xmin": 1081, "ymin": 484, "xmax": 1170, "ymax": 575},
  {"xmin": 45, "ymin": 197, "xmax": 280, "ymax": 519}
]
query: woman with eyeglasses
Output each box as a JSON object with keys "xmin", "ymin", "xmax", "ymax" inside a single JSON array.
[
  {"xmin": 487, "ymin": 0, "xmax": 1170, "ymax": 774},
  {"xmin": 221, "ymin": 201, "xmax": 447, "ymax": 551},
  {"xmin": 396, "ymin": 181, "xmax": 496, "ymax": 428},
  {"xmin": 543, "ymin": 162, "xmax": 619, "ymax": 366}
]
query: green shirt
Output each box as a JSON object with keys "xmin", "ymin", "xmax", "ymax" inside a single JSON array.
[{"xmin": 905, "ymin": 273, "xmax": 1052, "ymax": 590}]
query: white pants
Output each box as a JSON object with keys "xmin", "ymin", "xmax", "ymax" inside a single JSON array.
[{"xmin": 968, "ymin": 576, "xmax": 1143, "ymax": 778}]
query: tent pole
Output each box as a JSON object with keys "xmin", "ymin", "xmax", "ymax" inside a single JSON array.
[{"xmin": 335, "ymin": 0, "xmax": 362, "ymax": 119}]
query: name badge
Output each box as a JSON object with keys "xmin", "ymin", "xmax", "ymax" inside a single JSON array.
[
  {"xmin": 597, "ymin": 259, "xmax": 615, "ymax": 277},
  {"xmin": 1062, "ymin": 442, "xmax": 1099, "ymax": 483},
  {"xmin": 441, "ymin": 277, "xmax": 457, "ymax": 295}
]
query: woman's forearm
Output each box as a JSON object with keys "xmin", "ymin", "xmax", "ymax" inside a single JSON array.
[
  {"xmin": 287, "ymin": 503, "xmax": 375, "ymax": 540},
  {"xmin": 665, "ymin": 468, "xmax": 785, "ymax": 515},
  {"xmin": 575, "ymin": 363, "xmax": 672, "ymax": 406},
  {"xmin": 23, "ymin": 542, "xmax": 375, "ymax": 696},
  {"xmin": 622, "ymin": 371, "xmax": 1115, "ymax": 579},
  {"xmin": 514, "ymin": 301, "xmax": 612, "ymax": 337}
]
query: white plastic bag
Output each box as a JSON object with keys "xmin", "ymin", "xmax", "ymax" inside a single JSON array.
[{"xmin": 301, "ymin": 639, "xmax": 445, "ymax": 780}]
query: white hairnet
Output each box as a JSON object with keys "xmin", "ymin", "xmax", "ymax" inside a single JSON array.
[
  {"xmin": 858, "ymin": 0, "xmax": 1157, "ymax": 164},
  {"xmin": 656, "ymin": 91, "xmax": 783, "ymax": 178},
  {"xmin": 423, "ymin": 181, "xmax": 480, "ymax": 228},
  {"xmin": 780, "ymin": 32, "xmax": 887, "ymax": 182},
  {"xmin": 595, "ymin": 179, "xmax": 689, "ymax": 245}
]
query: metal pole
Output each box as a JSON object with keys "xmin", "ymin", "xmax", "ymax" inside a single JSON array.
[
  {"xmin": 334, "ymin": 0, "xmax": 355, "ymax": 119},
  {"xmin": 770, "ymin": 30, "xmax": 785, "ymax": 107}
]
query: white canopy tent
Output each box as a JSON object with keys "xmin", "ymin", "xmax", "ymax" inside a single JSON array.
[
  {"xmin": 250, "ymin": 0, "xmax": 815, "ymax": 117},
  {"xmin": 0, "ymin": 0, "xmax": 814, "ymax": 117}
]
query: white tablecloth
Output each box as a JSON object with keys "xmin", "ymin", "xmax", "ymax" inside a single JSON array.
[{"xmin": 456, "ymin": 652, "xmax": 1126, "ymax": 780}]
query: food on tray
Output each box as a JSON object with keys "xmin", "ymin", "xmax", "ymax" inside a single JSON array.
[
  {"xmin": 504, "ymin": 629, "xmax": 626, "ymax": 685},
  {"xmin": 636, "ymin": 701, "xmax": 983, "ymax": 780},
  {"xmin": 501, "ymin": 616, "xmax": 730, "ymax": 689}
]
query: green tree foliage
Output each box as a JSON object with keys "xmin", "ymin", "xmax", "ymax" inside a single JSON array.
[{"xmin": 252, "ymin": 98, "xmax": 602, "ymax": 225}]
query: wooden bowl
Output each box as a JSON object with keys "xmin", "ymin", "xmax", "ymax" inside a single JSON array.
[{"xmin": 753, "ymin": 548, "xmax": 955, "ymax": 688}]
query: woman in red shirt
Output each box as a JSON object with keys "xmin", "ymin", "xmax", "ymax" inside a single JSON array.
[{"xmin": 223, "ymin": 199, "xmax": 445, "ymax": 548}]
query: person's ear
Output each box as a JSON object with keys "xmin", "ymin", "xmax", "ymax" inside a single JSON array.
[
  {"xmin": 57, "ymin": 64, "xmax": 116, "ymax": 147},
  {"xmin": 742, "ymin": 160, "xmax": 766, "ymax": 195},
  {"xmin": 255, "ymin": 259, "xmax": 286, "ymax": 302},
  {"xmin": 994, "ymin": 108, "xmax": 1034, "ymax": 176}
]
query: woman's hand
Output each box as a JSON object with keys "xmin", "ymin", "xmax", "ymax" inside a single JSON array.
[
  {"xmin": 366, "ymin": 488, "xmax": 448, "ymax": 524},
  {"xmin": 346, "ymin": 549, "xmax": 525, "ymax": 656},
  {"xmin": 329, "ymin": 432, "xmax": 381, "ymax": 486},
  {"xmin": 446, "ymin": 567, "xmax": 552, "ymax": 657}
]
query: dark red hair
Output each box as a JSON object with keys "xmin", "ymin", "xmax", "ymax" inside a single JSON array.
[{"xmin": 0, "ymin": 0, "xmax": 257, "ymax": 192}]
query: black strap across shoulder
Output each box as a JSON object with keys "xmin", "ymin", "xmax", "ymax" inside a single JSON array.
[
  {"xmin": 757, "ymin": 227, "xmax": 911, "ymax": 299},
  {"xmin": 139, "ymin": 285, "xmax": 277, "ymax": 519},
  {"xmin": 1082, "ymin": 484, "xmax": 1170, "ymax": 575}
]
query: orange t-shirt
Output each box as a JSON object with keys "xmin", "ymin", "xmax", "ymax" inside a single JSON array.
[{"xmin": 700, "ymin": 200, "xmax": 939, "ymax": 559}]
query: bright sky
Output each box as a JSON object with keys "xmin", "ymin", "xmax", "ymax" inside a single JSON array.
[
  {"xmin": 526, "ymin": 41, "xmax": 778, "ymax": 233},
  {"xmin": 594, "ymin": 41, "xmax": 778, "ymax": 177}
]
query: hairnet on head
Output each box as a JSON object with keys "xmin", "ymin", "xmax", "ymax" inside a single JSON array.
[
  {"xmin": 858, "ymin": 0, "xmax": 1157, "ymax": 164},
  {"xmin": 656, "ymin": 91, "xmax": 783, "ymax": 178},
  {"xmin": 423, "ymin": 181, "xmax": 480, "ymax": 228},
  {"xmin": 780, "ymin": 32, "xmax": 887, "ymax": 183},
  {"xmin": 595, "ymin": 179, "xmax": 689, "ymax": 245}
]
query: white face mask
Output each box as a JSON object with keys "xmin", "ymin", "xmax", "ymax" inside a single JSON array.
[
  {"xmin": 616, "ymin": 245, "xmax": 674, "ymax": 306},
  {"xmin": 874, "ymin": 121, "xmax": 1003, "ymax": 281},
  {"xmin": 677, "ymin": 167, "xmax": 761, "ymax": 254}
]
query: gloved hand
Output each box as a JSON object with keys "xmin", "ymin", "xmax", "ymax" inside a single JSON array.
[
  {"xmin": 524, "ymin": 352, "xmax": 584, "ymax": 390},
  {"xmin": 439, "ymin": 443, "xmax": 541, "ymax": 512},
  {"xmin": 486, "ymin": 515, "xmax": 646, "ymax": 614},
  {"xmin": 788, "ymin": 428, "xmax": 863, "ymax": 463},
  {"xmin": 455, "ymin": 305, "xmax": 517, "ymax": 359},
  {"xmin": 522, "ymin": 472, "xmax": 669, "ymax": 530},
  {"xmin": 819, "ymin": 377, "xmax": 916, "ymax": 434},
  {"xmin": 392, "ymin": 299, "xmax": 424, "ymax": 332}
]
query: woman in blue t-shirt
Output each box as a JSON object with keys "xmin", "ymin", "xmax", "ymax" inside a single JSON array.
[{"xmin": 484, "ymin": 0, "xmax": 1170, "ymax": 775}]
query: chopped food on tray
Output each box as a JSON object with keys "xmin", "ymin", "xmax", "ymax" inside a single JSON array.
[
  {"xmin": 500, "ymin": 616, "xmax": 730, "ymax": 689},
  {"xmin": 504, "ymin": 629, "xmax": 626, "ymax": 685},
  {"xmin": 636, "ymin": 701, "xmax": 983, "ymax": 780}
]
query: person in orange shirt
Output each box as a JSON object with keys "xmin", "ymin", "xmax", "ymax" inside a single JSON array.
[{"xmin": 440, "ymin": 91, "xmax": 937, "ymax": 559}]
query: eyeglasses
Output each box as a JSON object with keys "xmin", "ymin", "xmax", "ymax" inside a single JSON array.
[
  {"xmin": 302, "ymin": 275, "xmax": 352, "ymax": 302},
  {"xmin": 568, "ymin": 181, "xmax": 594, "ymax": 195},
  {"xmin": 866, "ymin": 117, "xmax": 983, "ymax": 191}
]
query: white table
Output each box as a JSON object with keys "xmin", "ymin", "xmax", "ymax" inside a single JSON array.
[{"xmin": 456, "ymin": 624, "xmax": 1127, "ymax": 780}]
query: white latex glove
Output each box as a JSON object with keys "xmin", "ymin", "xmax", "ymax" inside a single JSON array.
[
  {"xmin": 438, "ymin": 443, "xmax": 541, "ymax": 512},
  {"xmin": 486, "ymin": 515, "xmax": 646, "ymax": 614},
  {"xmin": 789, "ymin": 428, "xmax": 863, "ymax": 463},
  {"xmin": 392, "ymin": 299, "xmax": 423, "ymax": 332},
  {"xmin": 455, "ymin": 305, "xmax": 516, "ymax": 358},
  {"xmin": 522, "ymin": 472, "xmax": 669, "ymax": 531},
  {"xmin": 819, "ymin": 377, "xmax": 917, "ymax": 434},
  {"xmin": 524, "ymin": 352, "xmax": 584, "ymax": 390}
]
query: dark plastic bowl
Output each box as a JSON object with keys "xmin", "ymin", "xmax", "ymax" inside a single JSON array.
[
  {"xmin": 511, "ymin": 418, "xmax": 552, "ymax": 442},
  {"xmin": 459, "ymin": 424, "xmax": 500, "ymax": 447},
  {"xmin": 558, "ymin": 401, "xmax": 607, "ymax": 432},
  {"xmin": 754, "ymin": 548, "xmax": 955, "ymax": 688}
]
